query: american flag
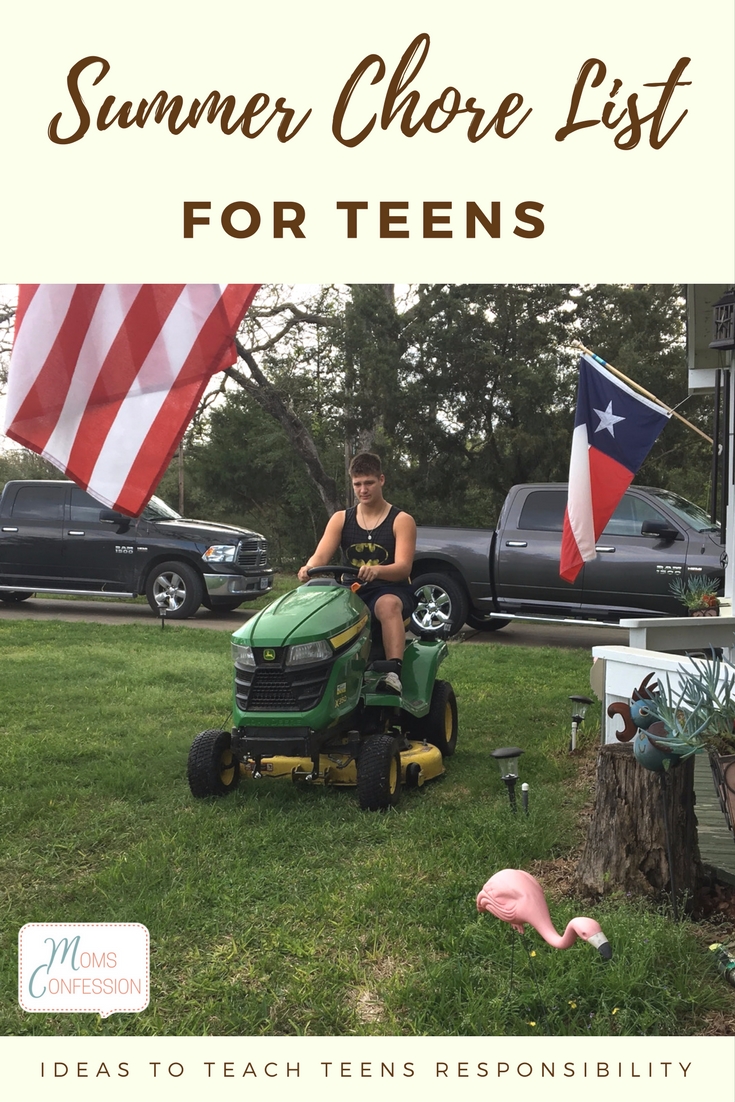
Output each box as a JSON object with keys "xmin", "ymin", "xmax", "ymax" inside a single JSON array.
[
  {"xmin": 4, "ymin": 284, "xmax": 259, "ymax": 516},
  {"xmin": 559, "ymin": 353, "xmax": 671, "ymax": 583}
]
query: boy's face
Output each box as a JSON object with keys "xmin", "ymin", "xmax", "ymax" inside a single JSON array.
[{"xmin": 352, "ymin": 473, "xmax": 385, "ymax": 505}]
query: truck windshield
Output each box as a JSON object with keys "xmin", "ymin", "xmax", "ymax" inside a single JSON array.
[
  {"xmin": 646, "ymin": 489, "xmax": 719, "ymax": 533},
  {"xmin": 142, "ymin": 496, "xmax": 182, "ymax": 521}
]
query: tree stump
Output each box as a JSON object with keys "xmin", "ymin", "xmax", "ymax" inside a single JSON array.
[{"xmin": 575, "ymin": 742, "xmax": 704, "ymax": 902}]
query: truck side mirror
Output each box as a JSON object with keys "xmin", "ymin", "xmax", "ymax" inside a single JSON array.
[{"xmin": 641, "ymin": 520, "xmax": 680, "ymax": 541}]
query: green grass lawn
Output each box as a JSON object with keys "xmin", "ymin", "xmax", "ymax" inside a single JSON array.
[{"xmin": 0, "ymin": 619, "xmax": 733, "ymax": 1037}]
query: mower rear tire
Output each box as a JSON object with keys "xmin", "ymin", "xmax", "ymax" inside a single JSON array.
[
  {"xmin": 188, "ymin": 728, "xmax": 240, "ymax": 798},
  {"xmin": 421, "ymin": 680, "xmax": 458, "ymax": 757},
  {"xmin": 357, "ymin": 735, "xmax": 402, "ymax": 811}
]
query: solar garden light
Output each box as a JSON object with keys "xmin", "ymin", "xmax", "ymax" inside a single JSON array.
[
  {"xmin": 491, "ymin": 746, "xmax": 524, "ymax": 813},
  {"xmin": 569, "ymin": 695, "xmax": 593, "ymax": 752},
  {"xmin": 154, "ymin": 591, "xmax": 168, "ymax": 630}
]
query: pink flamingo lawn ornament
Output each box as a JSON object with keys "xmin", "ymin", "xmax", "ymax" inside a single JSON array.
[{"xmin": 477, "ymin": 869, "xmax": 612, "ymax": 959}]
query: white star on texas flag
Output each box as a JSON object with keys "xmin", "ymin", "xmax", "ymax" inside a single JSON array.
[{"xmin": 593, "ymin": 401, "xmax": 625, "ymax": 436}]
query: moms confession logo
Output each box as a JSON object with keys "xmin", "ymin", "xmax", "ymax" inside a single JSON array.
[{"xmin": 19, "ymin": 923, "xmax": 149, "ymax": 1018}]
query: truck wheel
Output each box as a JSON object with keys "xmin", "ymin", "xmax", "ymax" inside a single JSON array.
[
  {"xmin": 411, "ymin": 573, "xmax": 469, "ymax": 635},
  {"xmin": 466, "ymin": 612, "xmax": 510, "ymax": 632},
  {"xmin": 357, "ymin": 735, "xmax": 402, "ymax": 811},
  {"xmin": 188, "ymin": 729, "xmax": 240, "ymax": 798},
  {"xmin": 421, "ymin": 680, "xmax": 458, "ymax": 757},
  {"xmin": 0, "ymin": 591, "xmax": 33, "ymax": 603},
  {"xmin": 146, "ymin": 561, "xmax": 203, "ymax": 619}
]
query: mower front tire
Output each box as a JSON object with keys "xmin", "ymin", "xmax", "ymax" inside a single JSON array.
[
  {"xmin": 357, "ymin": 735, "xmax": 402, "ymax": 811},
  {"xmin": 188, "ymin": 728, "xmax": 240, "ymax": 798},
  {"xmin": 422, "ymin": 680, "xmax": 458, "ymax": 757}
]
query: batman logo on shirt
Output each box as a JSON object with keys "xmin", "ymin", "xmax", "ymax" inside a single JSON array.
[{"xmin": 346, "ymin": 542, "xmax": 390, "ymax": 567}]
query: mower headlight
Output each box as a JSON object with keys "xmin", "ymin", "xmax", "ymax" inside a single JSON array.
[
  {"xmin": 203, "ymin": 544, "xmax": 238, "ymax": 563},
  {"xmin": 286, "ymin": 640, "xmax": 332, "ymax": 666},
  {"xmin": 231, "ymin": 642, "xmax": 256, "ymax": 670}
]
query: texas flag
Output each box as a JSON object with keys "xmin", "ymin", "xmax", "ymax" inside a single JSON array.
[{"xmin": 559, "ymin": 353, "xmax": 671, "ymax": 583}]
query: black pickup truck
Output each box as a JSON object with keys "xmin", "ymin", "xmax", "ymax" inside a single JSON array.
[
  {"xmin": 0, "ymin": 480, "xmax": 273, "ymax": 618},
  {"xmin": 411, "ymin": 483, "xmax": 726, "ymax": 635}
]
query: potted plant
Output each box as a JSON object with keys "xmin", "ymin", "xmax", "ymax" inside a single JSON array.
[
  {"xmin": 669, "ymin": 573, "xmax": 722, "ymax": 617},
  {"xmin": 648, "ymin": 653, "xmax": 735, "ymax": 835}
]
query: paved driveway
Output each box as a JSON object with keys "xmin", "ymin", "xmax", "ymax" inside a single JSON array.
[
  {"xmin": 0, "ymin": 596, "xmax": 628, "ymax": 648},
  {"xmin": 0, "ymin": 596, "xmax": 249, "ymax": 630},
  {"xmin": 464, "ymin": 618, "xmax": 627, "ymax": 649}
]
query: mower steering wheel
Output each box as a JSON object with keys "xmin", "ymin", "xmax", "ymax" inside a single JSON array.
[{"xmin": 306, "ymin": 565, "xmax": 361, "ymax": 583}]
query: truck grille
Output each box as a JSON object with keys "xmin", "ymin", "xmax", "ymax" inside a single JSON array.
[
  {"xmin": 235, "ymin": 664, "xmax": 331, "ymax": 713},
  {"xmin": 237, "ymin": 538, "xmax": 268, "ymax": 568}
]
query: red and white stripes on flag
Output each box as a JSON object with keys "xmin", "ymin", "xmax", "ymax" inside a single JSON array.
[
  {"xmin": 4, "ymin": 284, "xmax": 259, "ymax": 516},
  {"xmin": 559, "ymin": 353, "xmax": 670, "ymax": 582}
]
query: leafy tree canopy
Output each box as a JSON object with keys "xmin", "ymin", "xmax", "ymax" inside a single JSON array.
[{"xmin": 1, "ymin": 284, "xmax": 714, "ymax": 567}]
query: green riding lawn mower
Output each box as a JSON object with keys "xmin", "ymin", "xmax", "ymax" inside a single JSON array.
[{"xmin": 187, "ymin": 565, "xmax": 458, "ymax": 810}]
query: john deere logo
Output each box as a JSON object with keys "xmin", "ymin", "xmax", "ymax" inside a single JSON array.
[{"xmin": 263, "ymin": 649, "xmax": 276, "ymax": 662}]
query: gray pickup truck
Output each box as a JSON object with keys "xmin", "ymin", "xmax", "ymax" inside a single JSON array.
[{"xmin": 411, "ymin": 483, "xmax": 726, "ymax": 635}]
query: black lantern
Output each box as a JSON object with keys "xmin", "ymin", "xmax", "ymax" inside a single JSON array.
[
  {"xmin": 569, "ymin": 695, "xmax": 593, "ymax": 752},
  {"xmin": 491, "ymin": 746, "xmax": 524, "ymax": 812},
  {"xmin": 710, "ymin": 288, "xmax": 735, "ymax": 351}
]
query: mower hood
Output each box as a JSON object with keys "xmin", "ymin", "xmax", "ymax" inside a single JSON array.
[{"xmin": 233, "ymin": 584, "xmax": 369, "ymax": 649}]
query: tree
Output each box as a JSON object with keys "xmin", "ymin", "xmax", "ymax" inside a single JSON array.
[
  {"xmin": 168, "ymin": 377, "xmax": 345, "ymax": 567},
  {"xmin": 393, "ymin": 284, "xmax": 579, "ymax": 523},
  {"xmin": 0, "ymin": 286, "xmax": 17, "ymax": 393},
  {"xmin": 0, "ymin": 284, "xmax": 716, "ymax": 560},
  {"xmin": 173, "ymin": 283, "xmax": 715, "ymax": 549},
  {"xmin": 221, "ymin": 285, "xmax": 346, "ymax": 516},
  {"xmin": 342, "ymin": 284, "xmax": 403, "ymax": 454}
]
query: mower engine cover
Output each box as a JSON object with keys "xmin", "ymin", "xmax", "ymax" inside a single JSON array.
[{"xmin": 231, "ymin": 583, "xmax": 371, "ymax": 736}]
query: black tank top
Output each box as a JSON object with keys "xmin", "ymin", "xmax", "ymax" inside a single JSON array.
[{"xmin": 341, "ymin": 505, "xmax": 402, "ymax": 570}]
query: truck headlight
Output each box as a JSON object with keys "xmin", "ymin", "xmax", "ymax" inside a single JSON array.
[
  {"xmin": 203, "ymin": 544, "xmax": 238, "ymax": 563},
  {"xmin": 286, "ymin": 640, "xmax": 332, "ymax": 666},
  {"xmin": 231, "ymin": 643, "xmax": 256, "ymax": 670}
]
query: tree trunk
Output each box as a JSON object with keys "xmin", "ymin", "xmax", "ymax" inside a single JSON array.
[
  {"xmin": 575, "ymin": 742, "xmax": 704, "ymax": 903},
  {"xmin": 228, "ymin": 342, "xmax": 342, "ymax": 516}
]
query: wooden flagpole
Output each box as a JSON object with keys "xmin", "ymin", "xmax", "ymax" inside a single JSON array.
[{"xmin": 575, "ymin": 343, "xmax": 713, "ymax": 445}]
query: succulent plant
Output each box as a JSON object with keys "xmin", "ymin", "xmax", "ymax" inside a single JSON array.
[
  {"xmin": 647, "ymin": 650, "xmax": 735, "ymax": 757},
  {"xmin": 669, "ymin": 573, "xmax": 722, "ymax": 613}
]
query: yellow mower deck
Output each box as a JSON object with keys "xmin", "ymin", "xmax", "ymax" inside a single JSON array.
[{"xmin": 238, "ymin": 739, "xmax": 444, "ymax": 786}]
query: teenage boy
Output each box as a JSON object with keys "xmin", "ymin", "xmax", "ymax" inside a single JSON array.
[{"xmin": 297, "ymin": 453, "xmax": 416, "ymax": 692}]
